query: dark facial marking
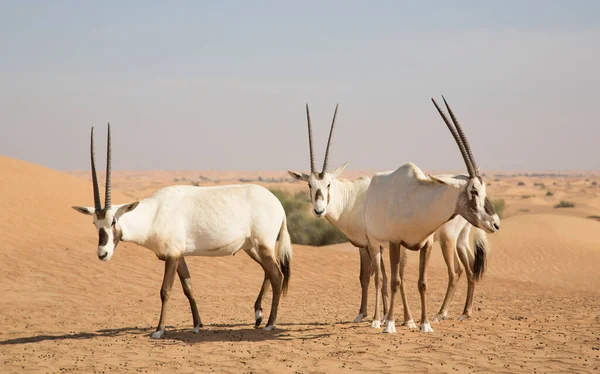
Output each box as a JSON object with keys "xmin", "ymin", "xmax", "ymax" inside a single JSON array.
[
  {"xmin": 483, "ymin": 197, "xmax": 496, "ymax": 215},
  {"xmin": 98, "ymin": 228, "xmax": 109, "ymax": 246},
  {"xmin": 96, "ymin": 210, "xmax": 107, "ymax": 220},
  {"xmin": 112, "ymin": 225, "xmax": 122, "ymax": 247},
  {"xmin": 315, "ymin": 189, "xmax": 324, "ymax": 201}
]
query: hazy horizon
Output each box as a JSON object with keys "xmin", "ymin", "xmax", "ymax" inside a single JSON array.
[{"xmin": 1, "ymin": 1, "xmax": 599, "ymax": 173}]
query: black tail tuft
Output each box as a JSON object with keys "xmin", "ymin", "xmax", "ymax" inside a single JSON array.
[
  {"xmin": 473, "ymin": 238, "xmax": 487, "ymax": 281},
  {"xmin": 281, "ymin": 255, "xmax": 291, "ymax": 296}
]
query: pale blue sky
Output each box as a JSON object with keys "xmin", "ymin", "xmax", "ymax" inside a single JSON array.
[{"xmin": 1, "ymin": 1, "xmax": 599, "ymax": 172}]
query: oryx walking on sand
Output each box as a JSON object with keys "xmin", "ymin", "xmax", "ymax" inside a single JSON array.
[{"xmin": 73, "ymin": 125, "xmax": 292, "ymax": 338}]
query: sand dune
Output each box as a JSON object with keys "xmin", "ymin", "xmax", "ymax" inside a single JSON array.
[{"xmin": 1, "ymin": 158, "xmax": 598, "ymax": 373}]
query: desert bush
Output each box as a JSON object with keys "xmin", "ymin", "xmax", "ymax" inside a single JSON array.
[
  {"xmin": 546, "ymin": 190, "xmax": 554, "ymax": 196},
  {"xmin": 517, "ymin": 181, "xmax": 525, "ymax": 186},
  {"xmin": 492, "ymin": 199, "xmax": 505, "ymax": 219},
  {"xmin": 554, "ymin": 200, "xmax": 575, "ymax": 208},
  {"xmin": 592, "ymin": 181, "xmax": 598, "ymax": 186},
  {"xmin": 270, "ymin": 189, "xmax": 348, "ymax": 246}
]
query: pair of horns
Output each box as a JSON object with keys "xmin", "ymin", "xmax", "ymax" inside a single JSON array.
[
  {"xmin": 90, "ymin": 124, "xmax": 112, "ymax": 212},
  {"xmin": 306, "ymin": 103, "xmax": 339, "ymax": 174},
  {"xmin": 431, "ymin": 96, "xmax": 479, "ymax": 178}
]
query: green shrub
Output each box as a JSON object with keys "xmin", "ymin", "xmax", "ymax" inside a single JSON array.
[
  {"xmin": 270, "ymin": 189, "xmax": 348, "ymax": 246},
  {"xmin": 517, "ymin": 181, "xmax": 525, "ymax": 186},
  {"xmin": 492, "ymin": 199, "xmax": 505, "ymax": 219},
  {"xmin": 554, "ymin": 200, "xmax": 575, "ymax": 208},
  {"xmin": 546, "ymin": 190, "xmax": 554, "ymax": 196}
]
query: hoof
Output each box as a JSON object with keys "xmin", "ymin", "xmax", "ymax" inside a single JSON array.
[
  {"xmin": 382, "ymin": 320, "xmax": 396, "ymax": 334},
  {"xmin": 255, "ymin": 310, "xmax": 263, "ymax": 328},
  {"xmin": 263, "ymin": 325, "xmax": 276, "ymax": 331},
  {"xmin": 404, "ymin": 320, "xmax": 417, "ymax": 329},
  {"xmin": 458, "ymin": 314, "xmax": 471, "ymax": 322},
  {"xmin": 434, "ymin": 314, "xmax": 447, "ymax": 323},
  {"xmin": 193, "ymin": 325, "xmax": 201, "ymax": 334},
  {"xmin": 151, "ymin": 330, "xmax": 165, "ymax": 339},
  {"xmin": 420, "ymin": 322, "xmax": 434, "ymax": 333},
  {"xmin": 353, "ymin": 313, "xmax": 366, "ymax": 323},
  {"xmin": 370, "ymin": 320, "xmax": 381, "ymax": 329}
]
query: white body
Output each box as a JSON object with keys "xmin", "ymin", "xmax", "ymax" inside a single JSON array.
[
  {"xmin": 118, "ymin": 184, "xmax": 286, "ymax": 259},
  {"xmin": 365, "ymin": 163, "xmax": 464, "ymax": 246}
]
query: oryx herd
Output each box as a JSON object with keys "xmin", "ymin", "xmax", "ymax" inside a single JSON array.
[{"xmin": 73, "ymin": 96, "xmax": 500, "ymax": 338}]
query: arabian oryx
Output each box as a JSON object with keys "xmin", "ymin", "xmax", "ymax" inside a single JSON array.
[
  {"xmin": 365, "ymin": 96, "xmax": 500, "ymax": 334},
  {"xmin": 72, "ymin": 125, "xmax": 292, "ymax": 338},
  {"xmin": 287, "ymin": 103, "xmax": 493, "ymax": 331}
]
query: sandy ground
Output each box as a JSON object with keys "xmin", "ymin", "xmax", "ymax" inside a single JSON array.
[{"xmin": 2, "ymin": 156, "xmax": 599, "ymax": 373}]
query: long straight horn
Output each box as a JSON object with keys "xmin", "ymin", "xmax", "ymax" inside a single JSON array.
[
  {"xmin": 442, "ymin": 96, "xmax": 479, "ymax": 176},
  {"xmin": 431, "ymin": 98, "xmax": 476, "ymax": 178},
  {"xmin": 90, "ymin": 127, "xmax": 102, "ymax": 212},
  {"xmin": 321, "ymin": 103, "xmax": 339, "ymax": 173},
  {"xmin": 104, "ymin": 123, "xmax": 112, "ymax": 210},
  {"xmin": 306, "ymin": 104, "xmax": 316, "ymax": 173}
]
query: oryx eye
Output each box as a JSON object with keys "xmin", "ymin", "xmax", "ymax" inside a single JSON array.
[
  {"xmin": 327, "ymin": 183, "xmax": 331, "ymax": 189},
  {"xmin": 471, "ymin": 190, "xmax": 479, "ymax": 197},
  {"xmin": 112, "ymin": 217, "xmax": 117, "ymax": 226}
]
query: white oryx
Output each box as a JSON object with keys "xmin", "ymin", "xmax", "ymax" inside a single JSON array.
[
  {"xmin": 288, "ymin": 103, "xmax": 492, "ymax": 331},
  {"xmin": 365, "ymin": 97, "xmax": 500, "ymax": 334},
  {"xmin": 73, "ymin": 125, "xmax": 292, "ymax": 338}
]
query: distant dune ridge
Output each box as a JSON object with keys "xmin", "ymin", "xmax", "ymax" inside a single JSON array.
[{"xmin": 1, "ymin": 155, "xmax": 598, "ymax": 373}]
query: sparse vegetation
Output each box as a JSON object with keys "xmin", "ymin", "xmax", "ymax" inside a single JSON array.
[
  {"xmin": 492, "ymin": 199, "xmax": 505, "ymax": 219},
  {"xmin": 546, "ymin": 190, "xmax": 554, "ymax": 196},
  {"xmin": 554, "ymin": 200, "xmax": 575, "ymax": 208},
  {"xmin": 521, "ymin": 195, "xmax": 535, "ymax": 199},
  {"xmin": 270, "ymin": 189, "xmax": 348, "ymax": 246},
  {"xmin": 592, "ymin": 181, "xmax": 598, "ymax": 186},
  {"xmin": 533, "ymin": 182, "xmax": 546, "ymax": 189},
  {"xmin": 517, "ymin": 181, "xmax": 526, "ymax": 186}
]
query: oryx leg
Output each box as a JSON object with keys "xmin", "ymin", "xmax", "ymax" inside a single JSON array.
[
  {"xmin": 380, "ymin": 246, "xmax": 389, "ymax": 324},
  {"xmin": 434, "ymin": 234, "xmax": 460, "ymax": 322},
  {"xmin": 383, "ymin": 242, "xmax": 400, "ymax": 333},
  {"xmin": 367, "ymin": 243, "xmax": 383, "ymax": 328},
  {"xmin": 354, "ymin": 247, "xmax": 371, "ymax": 323},
  {"xmin": 456, "ymin": 225, "xmax": 476, "ymax": 321},
  {"xmin": 177, "ymin": 257, "xmax": 203, "ymax": 333},
  {"xmin": 256, "ymin": 244, "xmax": 283, "ymax": 330},
  {"xmin": 152, "ymin": 256, "xmax": 179, "ymax": 339},
  {"xmin": 399, "ymin": 245, "xmax": 416, "ymax": 329},
  {"xmin": 418, "ymin": 239, "xmax": 434, "ymax": 333},
  {"xmin": 244, "ymin": 248, "xmax": 271, "ymax": 328}
]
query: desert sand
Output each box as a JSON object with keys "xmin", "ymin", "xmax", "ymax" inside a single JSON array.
[{"xmin": 1, "ymin": 156, "xmax": 599, "ymax": 373}]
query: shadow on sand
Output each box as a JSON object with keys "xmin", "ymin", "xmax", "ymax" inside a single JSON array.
[
  {"xmin": 0, "ymin": 323, "xmax": 333, "ymax": 345},
  {"xmin": 0, "ymin": 326, "xmax": 152, "ymax": 345}
]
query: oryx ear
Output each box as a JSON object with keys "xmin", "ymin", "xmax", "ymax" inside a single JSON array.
[
  {"xmin": 287, "ymin": 170, "xmax": 310, "ymax": 182},
  {"xmin": 115, "ymin": 202, "xmax": 139, "ymax": 218},
  {"xmin": 331, "ymin": 161, "xmax": 349, "ymax": 178},
  {"xmin": 72, "ymin": 206, "xmax": 95, "ymax": 215},
  {"xmin": 428, "ymin": 174, "xmax": 452, "ymax": 185}
]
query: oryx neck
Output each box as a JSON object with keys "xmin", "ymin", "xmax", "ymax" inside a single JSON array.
[{"xmin": 117, "ymin": 199, "xmax": 156, "ymax": 247}]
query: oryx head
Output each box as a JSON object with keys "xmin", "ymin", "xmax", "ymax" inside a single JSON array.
[
  {"xmin": 72, "ymin": 125, "xmax": 139, "ymax": 261},
  {"xmin": 288, "ymin": 104, "xmax": 348, "ymax": 217},
  {"xmin": 431, "ymin": 96, "xmax": 500, "ymax": 234}
]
